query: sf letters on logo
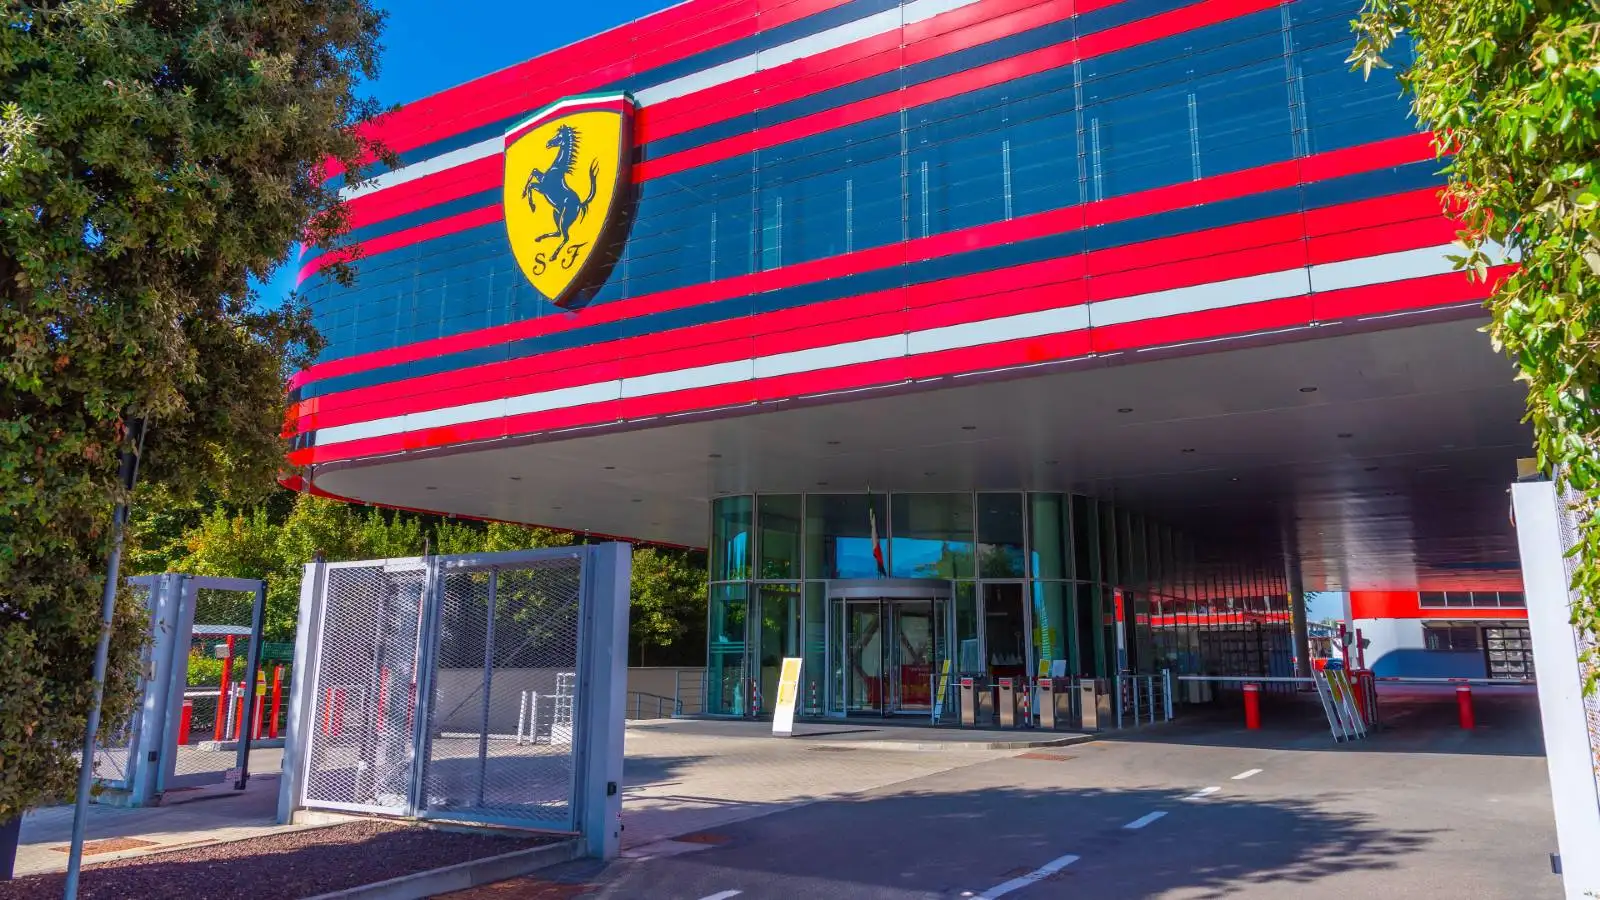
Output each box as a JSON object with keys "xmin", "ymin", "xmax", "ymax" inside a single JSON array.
[{"xmin": 529, "ymin": 241, "xmax": 589, "ymax": 277}]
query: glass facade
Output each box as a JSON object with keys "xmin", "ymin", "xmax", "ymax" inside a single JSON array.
[
  {"xmin": 705, "ymin": 491, "xmax": 1286, "ymax": 717},
  {"xmin": 298, "ymin": 0, "xmax": 1418, "ymax": 382}
]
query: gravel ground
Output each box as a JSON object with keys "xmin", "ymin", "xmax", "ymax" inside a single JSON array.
[{"xmin": 0, "ymin": 820, "xmax": 560, "ymax": 900}]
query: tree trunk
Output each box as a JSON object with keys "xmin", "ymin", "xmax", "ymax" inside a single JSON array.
[{"xmin": 0, "ymin": 813, "xmax": 21, "ymax": 880}]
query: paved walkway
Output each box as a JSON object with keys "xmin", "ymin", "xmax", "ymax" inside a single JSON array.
[
  {"xmin": 13, "ymin": 776, "xmax": 290, "ymax": 877},
  {"xmin": 620, "ymin": 719, "xmax": 1042, "ymax": 850}
]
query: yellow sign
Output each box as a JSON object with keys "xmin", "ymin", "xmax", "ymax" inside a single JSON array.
[
  {"xmin": 772, "ymin": 657, "xmax": 803, "ymax": 736},
  {"xmin": 503, "ymin": 93, "xmax": 634, "ymax": 308}
]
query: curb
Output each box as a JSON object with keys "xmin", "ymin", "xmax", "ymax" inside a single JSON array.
[
  {"xmin": 301, "ymin": 838, "xmax": 582, "ymax": 900},
  {"xmin": 805, "ymin": 733, "xmax": 1098, "ymax": 752}
]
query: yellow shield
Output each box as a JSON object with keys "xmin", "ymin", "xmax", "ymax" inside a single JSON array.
[{"xmin": 503, "ymin": 92, "xmax": 634, "ymax": 307}]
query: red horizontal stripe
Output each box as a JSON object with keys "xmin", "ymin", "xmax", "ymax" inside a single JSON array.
[
  {"xmin": 345, "ymin": 155, "xmax": 502, "ymax": 232},
  {"xmin": 1311, "ymin": 266, "xmax": 1504, "ymax": 321},
  {"xmin": 291, "ymin": 134, "xmax": 1436, "ymax": 388},
  {"xmin": 293, "ymin": 270, "xmax": 1491, "ymax": 466},
  {"xmin": 299, "ymin": 204, "xmax": 504, "ymax": 284}
]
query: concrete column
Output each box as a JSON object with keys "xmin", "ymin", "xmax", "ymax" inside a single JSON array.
[
  {"xmin": 579, "ymin": 542, "xmax": 632, "ymax": 861},
  {"xmin": 1287, "ymin": 564, "xmax": 1311, "ymax": 680}
]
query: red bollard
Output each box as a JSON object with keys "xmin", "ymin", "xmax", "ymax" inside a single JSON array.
[
  {"xmin": 1456, "ymin": 683, "xmax": 1475, "ymax": 729},
  {"xmin": 269, "ymin": 666, "xmax": 284, "ymax": 739},
  {"xmin": 215, "ymin": 635, "xmax": 236, "ymax": 740},
  {"xmin": 1243, "ymin": 682, "xmax": 1262, "ymax": 730},
  {"xmin": 233, "ymin": 681, "xmax": 246, "ymax": 741},
  {"xmin": 178, "ymin": 699, "xmax": 194, "ymax": 745}
]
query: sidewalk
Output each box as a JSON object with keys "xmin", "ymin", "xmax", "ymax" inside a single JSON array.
[
  {"xmin": 627, "ymin": 717, "xmax": 1091, "ymax": 751},
  {"xmin": 13, "ymin": 777, "xmax": 295, "ymax": 877}
]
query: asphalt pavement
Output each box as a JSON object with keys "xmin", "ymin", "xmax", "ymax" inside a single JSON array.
[{"xmin": 512, "ymin": 688, "xmax": 1560, "ymax": 899}]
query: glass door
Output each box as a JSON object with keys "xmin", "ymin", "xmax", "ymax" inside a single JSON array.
[
  {"xmin": 844, "ymin": 602, "xmax": 885, "ymax": 714},
  {"xmin": 887, "ymin": 601, "xmax": 936, "ymax": 713}
]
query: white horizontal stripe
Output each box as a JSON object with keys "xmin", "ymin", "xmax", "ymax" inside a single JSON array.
[
  {"xmin": 342, "ymin": 0, "xmax": 981, "ymax": 201},
  {"xmin": 1123, "ymin": 811, "xmax": 1167, "ymax": 830},
  {"xmin": 344, "ymin": 136, "xmax": 501, "ymax": 200},
  {"xmin": 503, "ymin": 380, "xmax": 622, "ymax": 416},
  {"xmin": 1090, "ymin": 268, "xmax": 1311, "ymax": 327},
  {"xmin": 1309, "ymin": 241, "xmax": 1510, "ymax": 294},
  {"xmin": 908, "ymin": 306, "xmax": 1089, "ymax": 355},
  {"xmin": 754, "ymin": 334, "xmax": 906, "ymax": 378},
  {"xmin": 621, "ymin": 359, "xmax": 753, "ymax": 398},
  {"xmin": 309, "ymin": 246, "xmax": 1463, "ymax": 446}
]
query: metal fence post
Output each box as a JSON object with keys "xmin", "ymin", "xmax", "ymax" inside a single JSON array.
[
  {"xmin": 577, "ymin": 543, "xmax": 632, "ymax": 861},
  {"xmin": 674, "ymin": 670, "xmax": 683, "ymax": 716},
  {"xmin": 1162, "ymin": 669, "xmax": 1173, "ymax": 722},
  {"xmin": 1115, "ymin": 676, "xmax": 1125, "ymax": 729},
  {"xmin": 278, "ymin": 562, "xmax": 326, "ymax": 824},
  {"xmin": 1132, "ymin": 676, "xmax": 1141, "ymax": 725},
  {"xmin": 407, "ymin": 556, "xmax": 444, "ymax": 818}
]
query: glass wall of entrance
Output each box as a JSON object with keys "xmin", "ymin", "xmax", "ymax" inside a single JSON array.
[
  {"xmin": 829, "ymin": 580, "xmax": 947, "ymax": 716},
  {"xmin": 704, "ymin": 491, "xmax": 1266, "ymax": 718}
]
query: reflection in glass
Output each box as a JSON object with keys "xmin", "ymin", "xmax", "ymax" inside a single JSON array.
[
  {"xmin": 711, "ymin": 496, "xmax": 752, "ymax": 582},
  {"xmin": 955, "ymin": 582, "xmax": 980, "ymax": 674},
  {"xmin": 889, "ymin": 493, "xmax": 973, "ymax": 578},
  {"xmin": 1031, "ymin": 581, "xmax": 1071, "ymax": 676},
  {"xmin": 984, "ymin": 583, "xmax": 1028, "ymax": 680},
  {"xmin": 757, "ymin": 584, "xmax": 802, "ymax": 715},
  {"xmin": 707, "ymin": 583, "xmax": 748, "ymax": 715},
  {"xmin": 1028, "ymin": 494, "xmax": 1072, "ymax": 581},
  {"xmin": 757, "ymin": 495, "xmax": 803, "ymax": 580},
  {"xmin": 806, "ymin": 494, "xmax": 888, "ymax": 579},
  {"xmin": 977, "ymin": 493, "xmax": 1025, "ymax": 577}
]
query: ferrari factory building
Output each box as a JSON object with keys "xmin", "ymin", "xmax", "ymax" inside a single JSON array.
[{"xmin": 285, "ymin": 0, "xmax": 1531, "ymax": 718}]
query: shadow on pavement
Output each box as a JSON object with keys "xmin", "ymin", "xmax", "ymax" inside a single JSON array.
[{"xmin": 598, "ymin": 782, "xmax": 1439, "ymax": 898}]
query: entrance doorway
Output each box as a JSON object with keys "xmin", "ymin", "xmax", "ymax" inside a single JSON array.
[{"xmin": 828, "ymin": 580, "xmax": 948, "ymax": 717}]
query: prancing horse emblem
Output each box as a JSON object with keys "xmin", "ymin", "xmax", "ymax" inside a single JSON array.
[
  {"xmin": 520, "ymin": 124, "xmax": 599, "ymax": 254},
  {"xmin": 503, "ymin": 93, "xmax": 635, "ymax": 308}
]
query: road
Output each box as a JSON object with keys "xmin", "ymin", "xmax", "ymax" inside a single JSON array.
[{"xmin": 470, "ymin": 689, "xmax": 1561, "ymax": 899}]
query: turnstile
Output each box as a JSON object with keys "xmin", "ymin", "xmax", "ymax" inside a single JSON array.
[
  {"xmin": 997, "ymin": 678, "xmax": 1020, "ymax": 728},
  {"xmin": 1037, "ymin": 677, "xmax": 1071, "ymax": 730},
  {"xmin": 958, "ymin": 675, "xmax": 993, "ymax": 726}
]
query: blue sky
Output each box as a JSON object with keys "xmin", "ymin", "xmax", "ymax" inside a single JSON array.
[{"xmin": 258, "ymin": 0, "xmax": 677, "ymax": 306}]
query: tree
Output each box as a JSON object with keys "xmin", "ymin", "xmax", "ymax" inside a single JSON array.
[
  {"xmin": 0, "ymin": 1, "xmax": 384, "ymax": 817},
  {"xmin": 1350, "ymin": 1, "xmax": 1600, "ymax": 688}
]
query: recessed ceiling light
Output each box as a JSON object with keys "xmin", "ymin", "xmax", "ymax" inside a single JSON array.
[
  {"xmin": 509, "ymin": 476, "xmax": 522, "ymax": 481},
  {"xmin": 826, "ymin": 440, "xmax": 841, "ymax": 445},
  {"xmin": 425, "ymin": 486, "xmax": 437, "ymax": 490},
  {"xmin": 708, "ymin": 453, "xmax": 722, "ymax": 459},
  {"xmin": 1181, "ymin": 448, "xmax": 1196, "ymax": 453},
  {"xmin": 1337, "ymin": 433, "xmax": 1354, "ymax": 439},
  {"xmin": 604, "ymin": 465, "xmax": 615, "ymax": 470},
  {"xmin": 631, "ymin": 498, "xmax": 642, "ymax": 503},
  {"xmin": 553, "ymin": 505, "xmax": 563, "ymax": 510},
  {"xmin": 816, "ymin": 481, "xmax": 829, "ymax": 486},
  {"xmin": 651, "ymin": 521, "xmax": 661, "ymax": 526},
  {"xmin": 1230, "ymin": 476, "xmax": 1240, "ymax": 482},
  {"xmin": 1117, "ymin": 407, "xmax": 1133, "ymax": 413},
  {"xmin": 1299, "ymin": 386, "xmax": 1318, "ymax": 393},
  {"xmin": 1364, "ymin": 465, "xmax": 1380, "ymax": 472},
  {"xmin": 1045, "ymin": 460, "xmax": 1059, "ymax": 465}
]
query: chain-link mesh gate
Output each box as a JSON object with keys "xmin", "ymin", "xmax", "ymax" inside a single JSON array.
[
  {"xmin": 166, "ymin": 585, "xmax": 264, "ymax": 789},
  {"xmin": 288, "ymin": 547, "xmax": 624, "ymax": 839},
  {"xmin": 298, "ymin": 559, "xmax": 428, "ymax": 814},
  {"xmin": 420, "ymin": 555, "xmax": 584, "ymax": 827}
]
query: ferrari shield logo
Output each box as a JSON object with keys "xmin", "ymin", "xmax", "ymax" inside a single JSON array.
[{"xmin": 503, "ymin": 92, "xmax": 635, "ymax": 307}]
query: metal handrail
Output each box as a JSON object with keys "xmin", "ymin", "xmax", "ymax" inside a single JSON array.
[{"xmin": 625, "ymin": 690, "xmax": 676, "ymax": 720}]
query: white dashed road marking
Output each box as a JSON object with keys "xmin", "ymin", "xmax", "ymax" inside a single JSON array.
[
  {"xmin": 1123, "ymin": 811, "xmax": 1168, "ymax": 830},
  {"xmin": 1232, "ymin": 768, "xmax": 1263, "ymax": 780},
  {"xmin": 697, "ymin": 892, "xmax": 742, "ymax": 900},
  {"xmin": 1184, "ymin": 786, "xmax": 1221, "ymax": 801},
  {"xmin": 971, "ymin": 853, "xmax": 1081, "ymax": 898}
]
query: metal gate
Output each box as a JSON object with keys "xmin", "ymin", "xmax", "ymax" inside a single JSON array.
[{"xmin": 284, "ymin": 545, "xmax": 631, "ymax": 845}]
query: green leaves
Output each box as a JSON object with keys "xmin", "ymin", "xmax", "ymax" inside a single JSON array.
[
  {"xmin": 1355, "ymin": 0, "xmax": 1600, "ymax": 693},
  {"xmin": 1, "ymin": 0, "xmax": 384, "ymax": 817}
]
